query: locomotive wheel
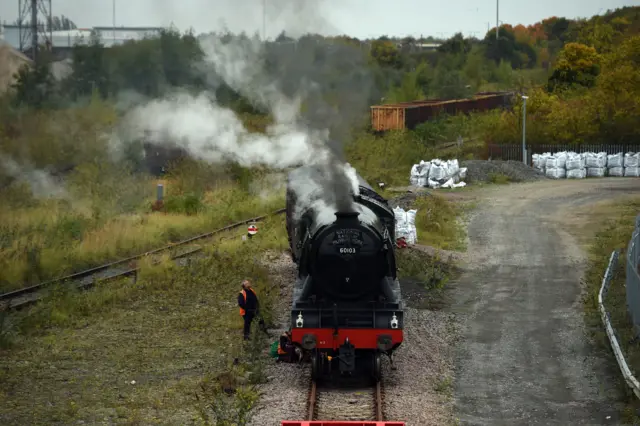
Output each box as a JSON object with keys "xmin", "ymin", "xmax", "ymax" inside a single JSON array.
[
  {"xmin": 372, "ymin": 352, "xmax": 382, "ymax": 382},
  {"xmin": 311, "ymin": 351, "xmax": 321, "ymax": 381}
]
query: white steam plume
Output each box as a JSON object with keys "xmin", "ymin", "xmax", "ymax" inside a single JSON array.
[
  {"xmin": 0, "ymin": 155, "xmax": 70, "ymax": 200},
  {"xmin": 116, "ymin": 32, "xmax": 364, "ymax": 217}
]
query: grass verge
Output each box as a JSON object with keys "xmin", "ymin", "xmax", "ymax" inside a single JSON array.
[
  {"xmin": 0, "ymin": 214, "xmax": 288, "ymax": 425},
  {"xmin": 0, "ymin": 160, "xmax": 285, "ymax": 293},
  {"xmin": 583, "ymin": 198, "xmax": 640, "ymax": 422},
  {"xmin": 412, "ymin": 193, "xmax": 468, "ymax": 251},
  {"xmin": 395, "ymin": 192, "xmax": 468, "ymax": 310}
]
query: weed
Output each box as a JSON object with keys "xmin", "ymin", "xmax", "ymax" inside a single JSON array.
[
  {"xmin": 488, "ymin": 172, "xmax": 511, "ymax": 184},
  {"xmin": 434, "ymin": 376, "xmax": 453, "ymax": 396},
  {"xmin": 412, "ymin": 193, "xmax": 467, "ymax": 251},
  {"xmin": 396, "ymin": 249, "xmax": 451, "ymax": 290},
  {"xmin": 0, "ymin": 307, "xmax": 16, "ymax": 349}
]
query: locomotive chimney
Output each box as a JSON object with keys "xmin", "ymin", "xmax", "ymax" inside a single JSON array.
[{"xmin": 334, "ymin": 211, "xmax": 360, "ymax": 225}]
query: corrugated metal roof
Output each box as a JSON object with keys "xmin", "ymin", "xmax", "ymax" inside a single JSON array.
[{"xmin": 371, "ymin": 91, "xmax": 515, "ymax": 109}]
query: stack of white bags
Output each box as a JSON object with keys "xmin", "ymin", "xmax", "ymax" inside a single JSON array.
[
  {"xmin": 410, "ymin": 158, "xmax": 468, "ymax": 189},
  {"xmin": 532, "ymin": 151, "xmax": 640, "ymax": 179},
  {"xmin": 393, "ymin": 206, "xmax": 418, "ymax": 244}
]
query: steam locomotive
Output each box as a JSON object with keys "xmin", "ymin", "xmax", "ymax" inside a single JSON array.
[{"xmin": 285, "ymin": 165, "xmax": 404, "ymax": 382}]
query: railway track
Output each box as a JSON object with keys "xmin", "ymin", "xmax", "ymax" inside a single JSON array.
[
  {"xmin": 307, "ymin": 377, "xmax": 385, "ymax": 422},
  {"xmin": 0, "ymin": 208, "xmax": 286, "ymax": 311}
]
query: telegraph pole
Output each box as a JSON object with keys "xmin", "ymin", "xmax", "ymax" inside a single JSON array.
[
  {"xmin": 113, "ymin": 0, "xmax": 116, "ymax": 44},
  {"xmin": 522, "ymin": 95, "xmax": 528, "ymax": 165}
]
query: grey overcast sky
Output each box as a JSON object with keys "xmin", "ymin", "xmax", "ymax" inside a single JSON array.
[{"xmin": 1, "ymin": 0, "xmax": 639, "ymax": 40}]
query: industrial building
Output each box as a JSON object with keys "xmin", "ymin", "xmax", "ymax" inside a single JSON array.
[{"xmin": 0, "ymin": 23, "xmax": 163, "ymax": 52}]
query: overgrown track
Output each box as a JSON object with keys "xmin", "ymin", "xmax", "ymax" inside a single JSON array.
[
  {"xmin": 0, "ymin": 208, "xmax": 286, "ymax": 311},
  {"xmin": 308, "ymin": 377, "xmax": 384, "ymax": 422}
]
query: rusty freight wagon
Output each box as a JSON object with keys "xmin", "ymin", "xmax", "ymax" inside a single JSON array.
[{"xmin": 370, "ymin": 91, "xmax": 515, "ymax": 132}]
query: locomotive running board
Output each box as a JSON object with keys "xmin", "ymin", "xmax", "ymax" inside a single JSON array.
[{"xmin": 281, "ymin": 422, "xmax": 405, "ymax": 426}]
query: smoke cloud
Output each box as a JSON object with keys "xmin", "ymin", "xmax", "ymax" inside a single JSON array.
[
  {"xmin": 114, "ymin": 5, "xmax": 377, "ymax": 223},
  {"xmin": 0, "ymin": 155, "xmax": 70, "ymax": 200}
]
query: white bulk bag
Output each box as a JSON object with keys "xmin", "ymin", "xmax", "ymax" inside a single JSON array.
[
  {"xmin": 625, "ymin": 166, "xmax": 640, "ymax": 177},
  {"xmin": 609, "ymin": 167, "xmax": 624, "ymax": 177},
  {"xmin": 608, "ymin": 153, "xmax": 623, "ymax": 168},
  {"xmin": 625, "ymin": 153, "xmax": 640, "ymax": 168},
  {"xmin": 567, "ymin": 168, "xmax": 586, "ymax": 179},
  {"xmin": 586, "ymin": 167, "xmax": 606, "ymax": 177}
]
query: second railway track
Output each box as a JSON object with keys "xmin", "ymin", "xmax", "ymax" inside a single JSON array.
[
  {"xmin": 0, "ymin": 208, "xmax": 286, "ymax": 310},
  {"xmin": 308, "ymin": 376, "xmax": 385, "ymax": 422}
]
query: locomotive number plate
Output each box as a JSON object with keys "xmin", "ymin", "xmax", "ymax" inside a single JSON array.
[{"xmin": 339, "ymin": 247, "xmax": 357, "ymax": 254}]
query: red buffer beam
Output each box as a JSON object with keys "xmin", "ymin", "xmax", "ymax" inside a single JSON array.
[{"xmin": 282, "ymin": 422, "xmax": 406, "ymax": 426}]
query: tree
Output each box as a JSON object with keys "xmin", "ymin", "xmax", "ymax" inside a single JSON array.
[
  {"xmin": 11, "ymin": 49, "xmax": 57, "ymax": 109},
  {"xmin": 437, "ymin": 33, "xmax": 472, "ymax": 56},
  {"xmin": 547, "ymin": 42, "xmax": 600, "ymax": 91},
  {"xmin": 159, "ymin": 29, "xmax": 205, "ymax": 88},
  {"xmin": 275, "ymin": 31, "xmax": 294, "ymax": 43},
  {"xmin": 592, "ymin": 35, "xmax": 640, "ymax": 141},
  {"xmin": 483, "ymin": 25, "xmax": 537, "ymax": 69},
  {"xmin": 66, "ymin": 31, "xmax": 110, "ymax": 99},
  {"xmin": 369, "ymin": 40, "xmax": 401, "ymax": 69}
]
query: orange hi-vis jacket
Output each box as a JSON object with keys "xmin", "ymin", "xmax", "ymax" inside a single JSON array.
[{"xmin": 238, "ymin": 287, "xmax": 257, "ymax": 316}]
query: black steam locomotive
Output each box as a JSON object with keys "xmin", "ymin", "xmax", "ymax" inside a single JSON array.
[{"xmin": 285, "ymin": 165, "xmax": 404, "ymax": 382}]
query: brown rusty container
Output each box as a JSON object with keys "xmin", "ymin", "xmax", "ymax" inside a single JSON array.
[{"xmin": 370, "ymin": 92, "xmax": 514, "ymax": 132}]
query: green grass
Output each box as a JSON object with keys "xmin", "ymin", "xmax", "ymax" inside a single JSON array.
[
  {"xmin": 0, "ymin": 214, "xmax": 288, "ymax": 425},
  {"xmin": 584, "ymin": 198, "xmax": 640, "ymax": 422},
  {"xmin": 488, "ymin": 172, "xmax": 511, "ymax": 184},
  {"xmin": 413, "ymin": 193, "xmax": 468, "ymax": 251},
  {"xmin": 0, "ymin": 160, "xmax": 285, "ymax": 293}
]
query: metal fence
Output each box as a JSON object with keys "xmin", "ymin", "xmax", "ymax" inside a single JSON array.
[
  {"xmin": 600, "ymin": 250, "xmax": 640, "ymax": 399},
  {"xmin": 487, "ymin": 144, "xmax": 640, "ymax": 164},
  {"xmin": 599, "ymin": 214, "xmax": 640, "ymax": 399},
  {"xmin": 626, "ymin": 215, "xmax": 640, "ymax": 338}
]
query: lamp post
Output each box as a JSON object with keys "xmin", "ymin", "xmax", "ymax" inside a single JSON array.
[
  {"xmin": 496, "ymin": 0, "xmax": 499, "ymax": 40},
  {"xmin": 522, "ymin": 95, "xmax": 528, "ymax": 165}
]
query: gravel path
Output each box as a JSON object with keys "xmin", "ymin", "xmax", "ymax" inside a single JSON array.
[
  {"xmin": 450, "ymin": 178, "xmax": 640, "ymax": 425},
  {"xmin": 381, "ymin": 307, "xmax": 459, "ymax": 425}
]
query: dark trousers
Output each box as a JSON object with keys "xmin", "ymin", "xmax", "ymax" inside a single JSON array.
[
  {"xmin": 277, "ymin": 344, "xmax": 299, "ymax": 363},
  {"xmin": 242, "ymin": 313, "xmax": 255, "ymax": 339}
]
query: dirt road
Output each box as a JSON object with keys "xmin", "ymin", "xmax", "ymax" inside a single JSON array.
[{"xmin": 451, "ymin": 178, "xmax": 640, "ymax": 425}]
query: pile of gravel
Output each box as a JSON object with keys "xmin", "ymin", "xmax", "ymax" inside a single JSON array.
[
  {"xmin": 461, "ymin": 160, "xmax": 547, "ymax": 183},
  {"xmin": 388, "ymin": 191, "xmax": 426, "ymax": 210},
  {"xmin": 381, "ymin": 308, "xmax": 459, "ymax": 426}
]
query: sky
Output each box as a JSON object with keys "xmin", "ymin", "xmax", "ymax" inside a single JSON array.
[{"xmin": 1, "ymin": 0, "xmax": 638, "ymax": 40}]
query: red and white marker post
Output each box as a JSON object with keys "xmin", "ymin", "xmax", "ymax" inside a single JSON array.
[{"xmin": 247, "ymin": 224, "xmax": 258, "ymax": 239}]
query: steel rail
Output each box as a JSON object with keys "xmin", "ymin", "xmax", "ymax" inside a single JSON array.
[
  {"xmin": 1, "ymin": 208, "xmax": 286, "ymax": 310},
  {"xmin": 307, "ymin": 377, "xmax": 384, "ymax": 422},
  {"xmin": 375, "ymin": 380, "xmax": 383, "ymax": 421}
]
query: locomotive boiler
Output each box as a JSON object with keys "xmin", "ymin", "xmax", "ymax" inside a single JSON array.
[{"xmin": 285, "ymin": 165, "xmax": 405, "ymax": 382}]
